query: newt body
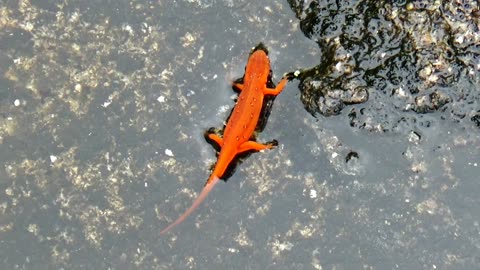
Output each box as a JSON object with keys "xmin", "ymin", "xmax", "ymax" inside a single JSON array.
[{"xmin": 160, "ymin": 44, "xmax": 289, "ymax": 234}]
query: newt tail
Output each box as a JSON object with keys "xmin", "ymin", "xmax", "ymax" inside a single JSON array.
[
  {"xmin": 160, "ymin": 43, "xmax": 289, "ymax": 235},
  {"xmin": 160, "ymin": 175, "xmax": 220, "ymax": 235}
]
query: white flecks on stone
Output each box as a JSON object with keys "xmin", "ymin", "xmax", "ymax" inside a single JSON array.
[
  {"xmin": 23, "ymin": 22, "xmax": 34, "ymax": 31},
  {"xmin": 219, "ymin": 105, "xmax": 230, "ymax": 114},
  {"xmin": 228, "ymin": 248, "xmax": 239, "ymax": 253},
  {"xmin": 157, "ymin": 95, "xmax": 166, "ymax": 103},
  {"xmin": 74, "ymin": 83, "xmax": 82, "ymax": 92},
  {"xmin": 165, "ymin": 149, "xmax": 174, "ymax": 157},
  {"xmin": 454, "ymin": 35, "xmax": 464, "ymax": 44},
  {"xmin": 141, "ymin": 22, "xmax": 151, "ymax": 34},
  {"xmin": 102, "ymin": 100, "xmax": 112, "ymax": 107},
  {"xmin": 419, "ymin": 65, "xmax": 432, "ymax": 79},
  {"xmin": 284, "ymin": 158, "xmax": 291, "ymax": 166},
  {"xmin": 428, "ymin": 74, "xmax": 439, "ymax": 83},
  {"xmin": 181, "ymin": 32, "xmax": 196, "ymax": 47},
  {"xmin": 335, "ymin": 61, "xmax": 343, "ymax": 71},
  {"xmin": 102, "ymin": 96, "xmax": 113, "ymax": 108},
  {"xmin": 309, "ymin": 189, "xmax": 317, "ymax": 199},
  {"xmin": 69, "ymin": 11, "xmax": 80, "ymax": 23},
  {"xmin": 50, "ymin": 155, "xmax": 58, "ymax": 163},
  {"xmin": 122, "ymin": 24, "xmax": 134, "ymax": 36},
  {"xmin": 186, "ymin": 90, "xmax": 195, "ymax": 97},
  {"xmin": 71, "ymin": 43, "xmax": 80, "ymax": 52},
  {"xmin": 160, "ymin": 68, "xmax": 173, "ymax": 81}
]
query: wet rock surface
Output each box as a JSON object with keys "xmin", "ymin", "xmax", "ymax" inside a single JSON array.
[
  {"xmin": 0, "ymin": 0, "xmax": 479, "ymax": 269},
  {"xmin": 288, "ymin": 0, "xmax": 480, "ymax": 132},
  {"xmin": 285, "ymin": 2, "xmax": 480, "ymax": 269}
]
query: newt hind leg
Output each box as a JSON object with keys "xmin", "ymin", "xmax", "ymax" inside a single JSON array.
[
  {"xmin": 238, "ymin": 139, "xmax": 278, "ymax": 153},
  {"xmin": 205, "ymin": 128, "xmax": 223, "ymax": 151},
  {"xmin": 207, "ymin": 133, "xmax": 223, "ymax": 147}
]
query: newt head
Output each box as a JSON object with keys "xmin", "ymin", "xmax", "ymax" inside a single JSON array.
[
  {"xmin": 245, "ymin": 45, "xmax": 271, "ymax": 82},
  {"xmin": 251, "ymin": 42, "xmax": 269, "ymax": 55}
]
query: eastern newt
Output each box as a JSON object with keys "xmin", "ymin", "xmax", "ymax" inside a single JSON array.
[{"xmin": 160, "ymin": 43, "xmax": 289, "ymax": 235}]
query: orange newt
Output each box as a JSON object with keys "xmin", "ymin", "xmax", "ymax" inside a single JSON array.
[{"xmin": 160, "ymin": 43, "xmax": 289, "ymax": 235}]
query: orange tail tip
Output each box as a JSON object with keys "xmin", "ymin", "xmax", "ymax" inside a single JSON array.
[{"xmin": 160, "ymin": 176, "xmax": 220, "ymax": 235}]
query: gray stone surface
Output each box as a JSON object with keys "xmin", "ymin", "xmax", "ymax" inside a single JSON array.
[{"xmin": 0, "ymin": 0, "xmax": 478, "ymax": 269}]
